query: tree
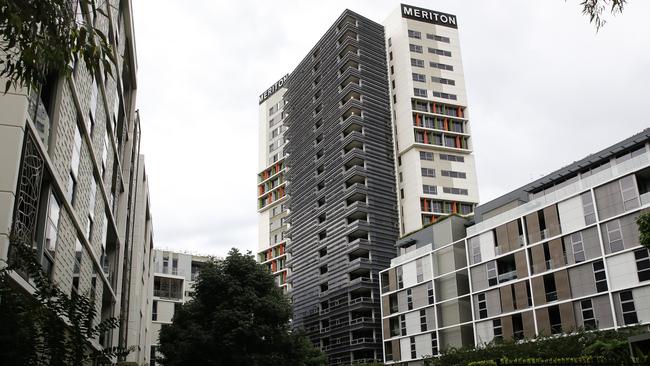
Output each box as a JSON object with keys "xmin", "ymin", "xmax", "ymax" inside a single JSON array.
[
  {"xmin": 637, "ymin": 211, "xmax": 650, "ymax": 250},
  {"xmin": 578, "ymin": 0, "xmax": 627, "ymax": 30},
  {"xmin": 157, "ymin": 248, "xmax": 326, "ymax": 366},
  {"xmin": 0, "ymin": 235, "xmax": 130, "ymax": 365},
  {"xmin": 0, "ymin": 0, "xmax": 115, "ymax": 93}
]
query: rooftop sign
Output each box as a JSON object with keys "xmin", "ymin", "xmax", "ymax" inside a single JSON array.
[
  {"xmin": 259, "ymin": 74, "xmax": 289, "ymax": 104},
  {"xmin": 401, "ymin": 4, "xmax": 458, "ymax": 29}
]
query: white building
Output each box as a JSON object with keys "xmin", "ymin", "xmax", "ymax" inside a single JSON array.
[
  {"xmin": 149, "ymin": 249, "xmax": 208, "ymax": 365},
  {"xmin": 384, "ymin": 4, "xmax": 480, "ymax": 236},
  {"xmin": 256, "ymin": 75, "xmax": 290, "ymax": 292}
]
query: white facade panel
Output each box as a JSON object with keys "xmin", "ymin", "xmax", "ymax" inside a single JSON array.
[
  {"xmin": 558, "ymin": 195, "xmax": 586, "ymax": 234},
  {"xmin": 607, "ymin": 251, "xmax": 639, "ymax": 290}
]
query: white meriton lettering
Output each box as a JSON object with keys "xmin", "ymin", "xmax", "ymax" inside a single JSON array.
[
  {"xmin": 413, "ymin": 9, "xmax": 420, "ymax": 17},
  {"xmin": 439, "ymin": 14, "xmax": 448, "ymax": 23},
  {"xmin": 449, "ymin": 17, "xmax": 457, "ymax": 25},
  {"xmin": 403, "ymin": 6, "xmax": 413, "ymax": 16}
]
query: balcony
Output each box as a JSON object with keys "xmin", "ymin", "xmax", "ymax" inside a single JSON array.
[
  {"xmin": 339, "ymin": 58, "xmax": 360, "ymax": 75},
  {"xmin": 497, "ymin": 270, "xmax": 518, "ymax": 284},
  {"xmin": 340, "ymin": 74, "xmax": 360, "ymax": 90},
  {"xmin": 338, "ymin": 43, "xmax": 359, "ymax": 59},
  {"xmin": 344, "ymin": 156, "xmax": 365, "ymax": 171},
  {"xmin": 342, "ymin": 117, "xmax": 363, "ymax": 137},
  {"xmin": 338, "ymin": 29, "xmax": 358, "ymax": 45}
]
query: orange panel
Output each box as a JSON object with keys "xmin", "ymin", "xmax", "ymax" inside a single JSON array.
[
  {"xmin": 415, "ymin": 113, "xmax": 421, "ymax": 126},
  {"xmin": 452, "ymin": 202, "xmax": 457, "ymax": 214},
  {"xmin": 423, "ymin": 198, "xmax": 429, "ymax": 212},
  {"xmin": 423, "ymin": 132, "xmax": 429, "ymax": 144}
]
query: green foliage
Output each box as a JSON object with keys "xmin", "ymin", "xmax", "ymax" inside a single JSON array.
[
  {"xmin": 157, "ymin": 248, "xmax": 327, "ymax": 366},
  {"xmin": 427, "ymin": 327, "xmax": 645, "ymax": 366},
  {"xmin": 0, "ymin": 235, "xmax": 130, "ymax": 365},
  {"xmin": 579, "ymin": 0, "xmax": 627, "ymax": 30},
  {"xmin": 637, "ymin": 211, "xmax": 650, "ymax": 250},
  {"xmin": 0, "ymin": 0, "xmax": 115, "ymax": 93}
]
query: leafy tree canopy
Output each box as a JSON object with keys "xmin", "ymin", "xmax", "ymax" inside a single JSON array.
[
  {"xmin": 637, "ymin": 211, "xmax": 650, "ymax": 250},
  {"xmin": 157, "ymin": 248, "xmax": 326, "ymax": 366},
  {"xmin": 0, "ymin": 0, "xmax": 115, "ymax": 93}
]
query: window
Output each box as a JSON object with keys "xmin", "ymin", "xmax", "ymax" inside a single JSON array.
[
  {"xmin": 67, "ymin": 173, "xmax": 77, "ymax": 204},
  {"xmin": 431, "ymin": 331, "xmax": 438, "ymax": 355},
  {"xmin": 428, "ymin": 47, "xmax": 452, "ymax": 57},
  {"xmin": 634, "ymin": 249, "xmax": 650, "ymax": 282},
  {"xmin": 410, "ymin": 336, "xmax": 416, "ymax": 359},
  {"xmin": 412, "ymin": 73, "xmax": 426, "ymax": 82},
  {"xmin": 427, "ymin": 33, "xmax": 450, "ymax": 43},
  {"xmin": 44, "ymin": 193, "xmax": 61, "ymax": 256},
  {"xmin": 72, "ymin": 239, "xmax": 82, "ymax": 293},
  {"xmin": 442, "ymin": 187, "xmax": 468, "ymax": 195},
  {"xmin": 477, "ymin": 293, "xmax": 487, "ymax": 319},
  {"xmin": 389, "ymin": 51, "xmax": 393, "ymax": 61},
  {"xmin": 620, "ymin": 291, "xmax": 638, "ymax": 325},
  {"xmin": 400, "ymin": 314, "xmax": 407, "ymax": 336},
  {"xmin": 416, "ymin": 258, "xmax": 425, "ymax": 282},
  {"xmin": 102, "ymin": 132, "xmax": 109, "ymax": 177},
  {"xmin": 408, "ymin": 29, "xmax": 421, "ymax": 39},
  {"xmin": 440, "ymin": 153, "xmax": 464, "ymax": 162},
  {"xmin": 409, "ymin": 44, "xmax": 423, "ymax": 53},
  {"xmin": 390, "ymin": 65, "xmax": 394, "ymax": 75},
  {"xmin": 431, "ymin": 76, "xmax": 456, "ymax": 85},
  {"xmin": 570, "ymin": 232, "xmax": 585, "ymax": 263},
  {"xmin": 593, "ymin": 260, "xmax": 608, "ymax": 292},
  {"xmin": 581, "ymin": 299, "xmax": 596, "ymax": 329},
  {"xmin": 605, "ymin": 220, "xmax": 624, "ymax": 252},
  {"xmin": 431, "ymin": 91, "xmax": 458, "ymax": 100},
  {"xmin": 620, "ymin": 175, "xmax": 639, "ymax": 211},
  {"xmin": 421, "ymin": 168, "xmax": 435, "ymax": 177},
  {"xmin": 397, "ymin": 266, "xmax": 404, "ymax": 289},
  {"xmin": 423, "ymin": 185, "xmax": 437, "ymax": 195},
  {"xmin": 411, "ymin": 58, "xmax": 424, "ymax": 67},
  {"xmin": 420, "ymin": 151, "xmax": 434, "ymax": 160},
  {"xmin": 152, "ymin": 300, "xmax": 158, "ymax": 321},
  {"xmin": 420, "ymin": 309, "xmax": 427, "ymax": 331},
  {"xmin": 487, "ymin": 261, "xmax": 497, "ymax": 286},
  {"xmin": 400, "ymin": 189, "xmax": 404, "ymax": 199},
  {"xmin": 470, "ymin": 236, "xmax": 481, "ymax": 264},
  {"xmin": 493, "ymin": 319, "xmax": 503, "ymax": 340},
  {"xmin": 413, "ymin": 88, "xmax": 427, "ymax": 97},
  {"xmin": 427, "ymin": 282, "xmax": 434, "ymax": 304},
  {"xmin": 406, "ymin": 288, "xmax": 413, "ymax": 310},
  {"xmin": 86, "ymin": 215, "xmax": 93, "ymax": 240},
  {"xmin": 429, "ymin": 61, "xmax": 453, "ymax": 71},
  {"xmin": 441, "ymin": 170, "xmax": 466, "ymax": 179},
  {"xmin": 581, "ymin": 192, "xmax": 596, "ymax": 225}
]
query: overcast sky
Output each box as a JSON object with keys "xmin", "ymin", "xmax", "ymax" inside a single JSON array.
[{"xmin": 131, "ymin": 0, "xmax": 650, "ymax": 257}]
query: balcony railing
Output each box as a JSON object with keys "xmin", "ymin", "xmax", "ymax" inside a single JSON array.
[
  {"xmin": 154, "ymin": 289, "xmax": 182, "ymax": 300},
  {"xmin": 497, "ymin": 270, "xmax": 518, "ymax": 284},
  {"xmin": 545, "ymin": 291, "xmax": 558, "ymax": 302}
]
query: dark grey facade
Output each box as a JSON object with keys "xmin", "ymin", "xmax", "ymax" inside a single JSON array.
[{"xmin": 284, "ymin": 10, "xmax": 399, "ymax": 365}]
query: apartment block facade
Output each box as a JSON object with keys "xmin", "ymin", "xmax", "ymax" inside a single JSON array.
[
  {"xmin": 257, "ymin": 75, "xmax": 290, "ymax": 292},
  {"xmin": 384, "ymin": 5, "xmax": 479, "ymax": 236},
  {"xmin": 149, "ymin": 249, "xmax": 208, "ymax": 365},
  {"xmin": 0, "ymin": 0, "xmax": 155, "ymax": 364},
  {"xmin": 379, "ymin": 130, "xmax": 650, "ymax": 365},
  {"xmin": 282, "ymin": 10, "xmax": 400, "ymax": 365}
]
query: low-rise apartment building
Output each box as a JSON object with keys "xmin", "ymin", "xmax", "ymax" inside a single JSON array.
[
  {"xmin": 380, "ymin": 129, "xmax": 650, "ymax": 365},
  {"xmin": 149, "ymin": 249, "xmax": 208, "ymax": 365}
]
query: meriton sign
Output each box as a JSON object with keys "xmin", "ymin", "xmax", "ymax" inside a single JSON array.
[
  {"xmin": 259, "ymin": 74, "xmax": 289, "ymax": 104},
  {"xmin": 401, "ymin": 4, "xmax": 458, "ymax": 29}
]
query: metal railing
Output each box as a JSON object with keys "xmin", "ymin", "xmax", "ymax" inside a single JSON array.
[{"xmin": 498, "ymin": 270, "xmax": 518, "ymax": 283}]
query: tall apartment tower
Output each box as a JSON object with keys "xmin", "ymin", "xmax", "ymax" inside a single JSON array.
[
  {"xmin": 283, "ymin": 10, "xmax": 399, "ymax": 365},
  {"xmin": 257, "ymin": 75, "xmax": 290, "ymax": 292},
  {"xmin": 0, "ymin": 0, "xmax": 155, "ymax": 363},
  {"xmin": 384, "ymin": 5, "xmax": 480, "ymax": 235}
]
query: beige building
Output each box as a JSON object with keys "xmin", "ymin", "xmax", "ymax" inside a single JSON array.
[
  {"xmin": 149, "ymin": 249, "xmax": 208, "ymax": 365},
  {"xmin": 384, "ymin": 5, "xmax": 480, "ymax": 236},
  {"xmin": 380, "ymin": 130, "xmax": 650, "ymax": 365},
  {"xmin": 256, "ymin": 75, "xmax": 290, "ymax": 292},
  {"xmin": 0, "ymin": 0, "xmax": 155, "ymax": 364}
]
